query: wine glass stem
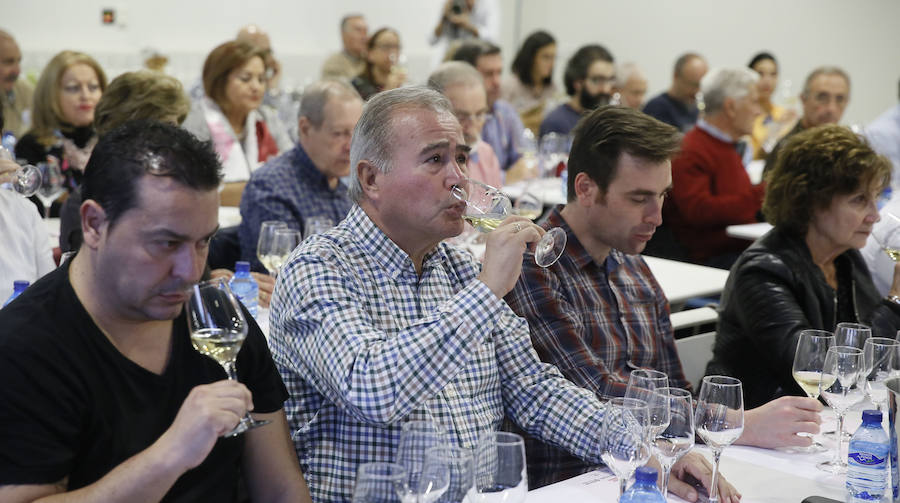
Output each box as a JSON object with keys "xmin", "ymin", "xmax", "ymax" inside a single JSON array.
[
  {"xmin": 709, "ymin": 449, "xmax": 722, "ymax": 503},
  {"xmin": 224, "ymin": 360, "xmax": 238, "ymax": 381},
  {"xmin": 618, "ymin": 476, "xmax": 627, "ymax": 497},
  {"xmin": 832, "ymin": 412, "xmax": 845, "ymax": 466},
  {"xmin": 660, "ymin": 463, "xmax": 673, "ymax": 498}
]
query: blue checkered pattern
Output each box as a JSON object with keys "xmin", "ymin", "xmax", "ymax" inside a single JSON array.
[
  {"xmin": 269, "ymin": 205, "xmax": 618, "ymax": 502},
  {"xmin": 238, "ymin": 144, "xmax": 352, "ymax": 270}
]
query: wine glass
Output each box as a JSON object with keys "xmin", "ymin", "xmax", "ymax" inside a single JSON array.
[
  {"xmin": 625, "ymin": 369, "xmax": 670, "ymax": 441},
  {"xmin": 186, "ymin": 278, "xmax": 271, "ymax": 436},
  {"xmin": 600, "ymin": 397, "xmax": 651, "ymax": 497},
  {"xmin": 695, "ymin": 376, "xmax": 744, "ymax": 503},
  {"xmin": 871, "ymin": 212, "xmax": 900, "ymax": 261},
  {"xmin": 395, "ymin": 420, "xmax": 448, "ymax": 498},
  {"xmin": 470, "ymin": 431, "xmax": 528, "ymax": 503},
  {"xmin": 256, "ymin": 220, "xmax": 287, "ymax": 276},
  {"xmin": 817, "ymin": 345, "xmax": 864, "ymax": 474},
  {"xmin": 512, "ymin": 187, "xmax": 543, "ymax": 221},
  {"xmin": 653, "ymin": 387, "xmax": 695, "ymax": 498},
  {"xmin": 538, "ymin": 132, "xmax": 568, "ymax": 178},
  {"xmin": 269, "ymin": 228, "xmax": 302, "ymax": 277},
  {"xmin": 35, "ymin": 159, "xmax": 65, "ymax": 219},
  {"xmin": 418, "ymin": 445, "xmax": 474, "ymax": 503},
  {"xmin": 353, "ymin": 462, "xmax": 410, "ymax": 503},
  {"xmin": 835, "ymin": 322, "xmax": 871, "ymax": 349},
  {"xmin": 791, "ymin": 329, "xmax": 834, "ymax": 452},
  {"xmin": 303, "ymin": 216, "xmax": 334, "ymax": 239},
  {"xmin": 863, "ymin": 337, "xmax": 899, "ymax": 411},
  {"xmin": 451, "ymin": 177, "xmax": 566, "ymax": 267},
  {"xmin": 0, "ymin": 146, "xmax": 41, "ymax": 197}
]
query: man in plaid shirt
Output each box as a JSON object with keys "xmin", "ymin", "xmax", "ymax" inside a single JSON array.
[
  {"xmin": 268, "ymin": 87, "xmax": 735, "ymax": 502},
  {"xmin": 506, "ymin": 106, "xmax": 822, "ymax": 489}
]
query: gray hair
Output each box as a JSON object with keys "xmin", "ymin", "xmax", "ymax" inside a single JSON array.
[
  {"xmin": 701, "ymin": 67, "xmax": 759, "ymax": 115},
  {"xmin": 427, "ymin": 61, "xmax": 484, "ymax": 93},
  {"xmin": 801, "ymin": 66, "xmax": 851, "ymax": 97},
  {"xmin": 348, "ymin": 86, "xmax": 454, "ymax": 203},
  {"xmin": 615, "ymin": 62, "xmax": 645, "ymax": 89},
  {"xmin": 299, "ymin": 79, "xmax": 362, "ymax": 128}
]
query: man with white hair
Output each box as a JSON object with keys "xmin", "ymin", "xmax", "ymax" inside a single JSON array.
[
  {"xmin": 0, "ymin": 29, "xmax": 33, "ymax": 138},
  {"xmin": 665, "ymin": 67, "xmax": 764, "ymax": 268},
  {"xmin": 428, "ymin": 61, "xmax": 502, "ymax": 187},
  {"xmin": 613, "ymin": 62, "xmax": 648, "ymax": 110},
  {"xmin": 321, "ymin": 14, "xmax": 368, "ymax": 80}
]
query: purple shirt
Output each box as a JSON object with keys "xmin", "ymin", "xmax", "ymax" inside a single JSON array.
[{"xmin": 482, "ymin": 99, "xmax": 524, "ymax": 171}]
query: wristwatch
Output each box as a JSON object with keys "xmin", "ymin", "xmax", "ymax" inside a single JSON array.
[{"xmin": 887, "ymin": 295, "xmax": 900, "ymax": 306}]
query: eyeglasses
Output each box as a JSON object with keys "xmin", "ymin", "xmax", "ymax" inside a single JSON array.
[
  {"xmin": 587, "ymin": 75, "xmax": 616, "ymax": 86},
  {"xmin": 454, "ymin": 110, "xmax": 491, "ymax": 123}
]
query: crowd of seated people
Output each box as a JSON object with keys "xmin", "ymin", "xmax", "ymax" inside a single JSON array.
[{"xmin": 2, "ymin": 8, "xmax": 900, "ymax": 502}]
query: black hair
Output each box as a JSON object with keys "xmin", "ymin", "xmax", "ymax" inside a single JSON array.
[
  {"xmin": 747, "ymin": 51, "xmax": 777, "ymax": 70},
  {"xmin": 451, "ymin": 40, "xmax": 501, "ymax": 67},
  {"xmin": 510, "ymin": 30, "xmax": 556, "ymax": 86},
  {"xmin": 564, "ymin": 44, "xmax": 614, "ymax": 96},
  {"xmin": 81, "ymin": 120, "xmax": 222, "ymax": 229}
]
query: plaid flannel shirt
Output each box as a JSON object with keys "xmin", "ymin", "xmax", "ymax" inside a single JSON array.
[
  {"xmin": 269, "ymin": 205, "xmax": 616, "ymax": 502},
  {"xmin": 505, "ymin": 206, "xmax": 691, "ymax": 487}
]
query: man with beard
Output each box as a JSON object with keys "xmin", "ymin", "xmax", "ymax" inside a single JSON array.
[
  {"xmin": 0, "ymin": 30, "xmax": 33, "ymax": 138},
  {"xmin": 539, "ymin": 44, "xmax": 614, "ymax": 138},
  {"xmin": 428, "ymin": 61, "xmax": 503, "ymax": 188}
]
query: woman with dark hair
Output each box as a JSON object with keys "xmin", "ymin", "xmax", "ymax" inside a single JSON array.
[
  {"xmin": 15, "ymin": 50, "xmax": 107, "ymax": 216},
  {"xmin": 182, "ymin": 40, "xmax": 291, "ymax": 192},
  {"xmin": 351, "ymin": 27, "xmax": 407, "ymax": 101},
  {"xmin": 501, "ymin": 30, "xmax": 558, "ymax": 134},
  {"xmin": 706, "ymin": 125, "xmax": 900, "ymax": 408},
  {"xmin": 747, "ymin": 51, "xmax": 797, "ymax": 158}
]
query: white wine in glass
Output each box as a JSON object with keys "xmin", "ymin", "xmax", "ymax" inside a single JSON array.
[
  {"xmin": 817, "ymin": 345, "xmax": 864, "ymax": 474},
  {"xmin": 695, "ymin": 376, "xmax": 743, "ymax": 503},
  {"xmin": 257, "ymin": 220, "xmax": 287, "ymax": 275},
  {"xmin": 872, "ymin": 212, "xmax": 900, "ymax": 261},
  {"xmin": 187, "ymin": 279, "xmax": 271, "ymax": 436},
  {"xmin": 792, "ymin": 329, "xmax": 834, "ymax": 400}
]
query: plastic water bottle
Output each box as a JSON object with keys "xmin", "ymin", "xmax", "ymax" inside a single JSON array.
[
  {"xmin": 3, "ymin": 280, "xmax": 29, "ymax": 307},
  {"xmin": 228, "ymin": 261, "xmax": 258, "ymax": 320},
  {"xmin": 847, "ymin": 409, "xmax": 890, "ymax": 502},
  {"xmin": 1, "ymin": 132, "xmax": 16, "ymax": 153},
  {"xmin": 619, "ymin": 466, "xmax": 666, "ymax": 503}
]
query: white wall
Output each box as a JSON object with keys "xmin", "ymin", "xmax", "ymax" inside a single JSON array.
[{"xmin": 4, "ymin": 0, "xmax": 899, "ymax": 124}]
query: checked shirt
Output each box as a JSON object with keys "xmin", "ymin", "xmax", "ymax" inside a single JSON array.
[{"xmin": 269, "ymin": 205, "xmax": 615, "ymax": 502}]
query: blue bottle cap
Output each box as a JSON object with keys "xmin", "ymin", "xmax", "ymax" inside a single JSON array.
[
  {"xmin": 234, "ymin": 261, "xmax": 250, "ymax": 274},
  {"xmin": 634, "ymin": 466, "xmax": 658, "ymax": 483},
  {"xmin": 862, "ymin": 409, "xmax": 882, "ymax": 423},
  {"xmin": 13, "ymin": 280, "xmax": 30, "ymax": 289}
]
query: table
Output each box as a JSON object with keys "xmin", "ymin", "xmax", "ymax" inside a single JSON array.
[
  {"xmin": 502, "ymin": 178, "xmax": 566, "ymax": 206},
  {"xmin": 726, "ymin": 222, "xmax": 772, "ymax": 241},
  {"xmin": 528, "ymin": 409, "xmax": 863, "ymax": 503},
  {"xmin": 643, "ymin": 256, "xmax": 730, "ymax": 306}
]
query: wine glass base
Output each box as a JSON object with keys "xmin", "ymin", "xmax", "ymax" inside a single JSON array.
[
  {"xmin": 816, "ymin": 459, "xmax": 848, "ymax": 474},
  {"xmin": 781, "ymin": 441, "xmax": 828, "ymax": 454},
  {"xmin": 534, "ymin": 227, "xmax": 566, "ymax": 267},
  {"xmin": 225, "ymin": 417, "xmax": 271, "ymax": 437}
]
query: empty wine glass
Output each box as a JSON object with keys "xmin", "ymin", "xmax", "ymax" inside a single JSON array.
[
  {"xmin": 512, "ymin": 186, "xmax": 543, "ymax": 221},
  {"xmin": 791, "ymin": 329, "xmax": 834, "ymax": 452},
  {"xmin": 353, "ymin": 462, "xmax": 410, "ymax": 503},
  {"xmin": 269, "ymin": 228, "xmax": 302, "ymax": 276},
  {"xmin": 186, "ymin": 278, "xmax": 271, "ymax": 436},
  {"xmin": 257, "ymin": 220, "xmax": 287, "ymax": 275},
  {"xmin": 817, "ymin": 345, "xmax": 864, "ymax": 474},
  {"xmin": 695, "ymin": 376, "xmax": 744, "ymax": 503},
  {"xmin": 600, "ymin": 397, "xmax": 651, "ymax": 497},
  {"xmin": 0, "ymin": 146, "xmax": 41, "ymax": 197},
  {"xmin": 625, "ymin": 369, "xmax": 670, "ymax": 441},
  {"xmin": 835, "ymin": 322, "xmax": 871, "ymax": 349},
  {"xmin": 418, "ymin": 445, "xmax": 474, "ymax": 503},
  {"xmin": 35, "ymin": 159, "xmax": 65, "ymax": 218},
  {"xmin": 451, "ymin": 177, "xmax": 566, "ymax": 267},
  {"xmin": 470, "ymin": 431, "xmax": 528, "ymax": 503},
  {"xmin": 538, "ymin": 132, "xmax": 569, "ymax": 177},
  {"xmin": 395, "ymin": 420, "xmax": 448, "ymax": 498},
  {"xmin": 653, "ymin": 387, "xmax": 695, "ymax": 498},
  {"xmin": 871, "ymin": 212, "xmax": 900, "ymax": 261},
  {"xmin": 863, "ymin": 337, "xmax": 899, "ymax": 411},
  {"xmin": 304, "ymin": 216, "xmax": 334, "ymax": 239}
]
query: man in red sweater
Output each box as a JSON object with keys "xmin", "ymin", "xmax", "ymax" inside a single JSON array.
[{"xmin": 665, "ymin": 67, "xmax": 764, "ymax": 268}]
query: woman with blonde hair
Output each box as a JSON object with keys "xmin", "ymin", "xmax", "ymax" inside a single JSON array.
[
  {"xmin": 182, "ymin": 40, "xmax": 291, "ymax": 196},
  {"xmin": 15, "ymin": 50, "xmax": 106, "ymax": 215}
]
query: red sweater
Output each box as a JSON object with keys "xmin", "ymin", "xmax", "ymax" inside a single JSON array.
[{"xmin": 665, "ymin": 126, "xmax": 765, "ymax": 263}]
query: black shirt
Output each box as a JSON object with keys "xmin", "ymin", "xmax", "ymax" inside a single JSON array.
[{"xmin": 0, "ymin": 261, "xmax": 288, "ymax": 501}]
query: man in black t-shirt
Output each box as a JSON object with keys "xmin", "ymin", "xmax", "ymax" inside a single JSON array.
[{"xmin": 0, "ymin": 121, "xmax": 310, "ymax": 502}]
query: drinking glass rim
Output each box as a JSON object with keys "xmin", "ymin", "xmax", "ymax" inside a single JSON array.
[
  {"xmin": 656, "ymin": 386, "xmax": 693, "ymax": 398},
  {"xmin": 865, "ymin": 336, "xmax": 900, "ymax": 347},
  {"xmin": 798, "ymin": 329, "xmax": 835, "ymax": 340},
  {"xmin": 479, "ymin": 431, "xmax": 524, "ymax": 446},
  {"xmin": 630, "ymin": 368, "xmax": 668, "ymax": 381},
  {"xmin": 357, "ymin": 462, "xmax": 408, "ymax": 480},
  {"xmin": 835, "ymin": 322, "xmax": 871, "ymax": 331},
  {"xmin": 400, "ymin": 419, "xmax": 446, "ymax": 435},
  {"xmin": 700, "ymin": 375, "xmax": 742, "ymax": 387},
  {"xmin": 423, "ymin": 444, "xmax": 474, "ymax": 462}
]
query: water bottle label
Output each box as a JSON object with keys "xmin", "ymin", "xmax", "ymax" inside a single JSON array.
[{"xmin": 850, "ymin": 452, "xmax": 887, "ymax": 466}]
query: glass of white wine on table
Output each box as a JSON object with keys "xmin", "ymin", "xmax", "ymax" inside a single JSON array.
[
  {"xmin": 791, "ymin": 329, "xmax": 834, "ymax": 453},
  {"xmin": 186, "ymin": 278, "xmax": 271, "ymax": 436},
  {"xmin": 257, "ymin": 220, "xmax": 287, "ymax": 276},
  {"xmin": 694, "ymin": 376, "xmax": 743, "ymax": 503},
  {"xmin": 451, "ymin": 178, "xmax": 566, "ymax": 267}
]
